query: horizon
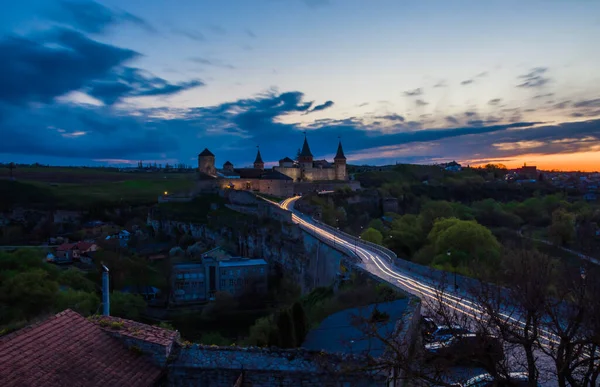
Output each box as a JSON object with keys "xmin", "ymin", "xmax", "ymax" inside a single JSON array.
[{"xmin": 1, "ymin": 0, "xmax": 599, "ymax": 171}]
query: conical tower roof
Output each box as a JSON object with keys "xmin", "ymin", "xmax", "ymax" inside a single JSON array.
[
  {"xmin": 254, "ymin": 148, "xmax": 264, "ymax": 164},
  {"xmin": 334, "ymin": 140, "xmax": 346, "ymax": 160},
  {"xmin": 299, "ymin": 136, "xmax": 313, "ymax": 158},
  {"xmin": 199, "ymin": 148, "xmax": 214, "ymax": 157}
]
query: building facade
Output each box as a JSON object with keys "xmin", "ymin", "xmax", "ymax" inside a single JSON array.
[{"xmin": 172, "ymin": 257, "xmax": 268, "ymax": 304}]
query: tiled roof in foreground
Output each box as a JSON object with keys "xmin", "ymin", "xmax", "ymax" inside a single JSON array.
[{"xmin": 0, "ymin": 309, "xmax": 162, "ymax": 387}]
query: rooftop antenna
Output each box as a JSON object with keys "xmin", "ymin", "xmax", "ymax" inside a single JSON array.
[{"xmin": 102, "ymin": 264, "xmax": 110, "ymax": 316}]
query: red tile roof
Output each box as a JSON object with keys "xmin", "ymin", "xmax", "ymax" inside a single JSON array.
[
  {"xmin": 76, "ymin": 242, "xmax": 95, "ymax": 251},
  {"xmin": 0, "ymin": 310, "xmax": 163, "ymax": 387},
  {"xmin": 89, "ymin": 315, "xmax": 178, "ymax": 347},
  {"xmin": 56, "ymin": 243, "xmax": 76, "ymax": 251}
]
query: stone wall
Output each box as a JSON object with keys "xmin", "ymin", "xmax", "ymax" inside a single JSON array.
[
  {"xmin": 168, "ymin": 344, "xmax": 388, "ymax": 387},
  {"xmin": 293, "ymin": 180, "xmax": 360, "ymax": 195}
]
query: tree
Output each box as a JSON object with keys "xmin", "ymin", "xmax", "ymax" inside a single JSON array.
[
  {"xmin": 276, "ymin": 309, "xmax": 296, "ymax": 348},
  {"xmin": 417, "ymin": 200, "xmax": 456, "ymax": 235},
  {"xmin": 58, "ymin": 268, "xmax": 96, "ymax": 293},
  {"xmin": 201, "ymin": 291, "xmax": 238, "ymax": 320},
  {"xmin": 548, "ymin": 208, "xmax": 575, "ymax": 246},
  {"xmin": 291, "ymin": 302, "xmax": 307, "ymax": 346},
  {"xmin": 361, "ymin": 227, "xmax": 383, "ymax": 245},
  {"xmin": 428, "ymin": 218, "xmax": 501, "ymax": 269},
  {"xmin": 0, "ymin": 269, "xmax": 59, "ymax": 321},
  {"xmin": 109, "ymin": 291, "xmax": 147, "ymax": 320},
  {"xmin": 55, "ymin": 289, "xmax": 100, "ymax": 316},
  {"xmin": 368, "ymin": 219, "xmax": 385, "ymax": 233}
]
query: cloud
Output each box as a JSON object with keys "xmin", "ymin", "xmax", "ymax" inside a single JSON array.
[
  {"xmin": 533, "ymin": 93, "xmax": 554, "ymax": 99},
  {"xmin": 245, "ymin": 29, "xmax": 257, "ymax": 38},
  {"xmin": 461, "ymin": 79, "xmax": 474, "ymax": 85},
  {"xmin": 488, "ymin": 98, "xmax": 502, "ymax": 106},
  {"xmin": 434, "ymin": 80, "xmax": 447, "ymax": 88},
  {"xmin": 50, "ymin": 0, "xmax": 155, "ymax": 34},
  {"xmin": 573, "ymin": 99, "xmax": 600, "ymax": 108},
  {"xmin": 357, "ymin": 102, "xmax": 369, "ymax": 107},
  {"xmin": 189, "ymin": 57, "xmax": 235, "ymax": 69},
  {"xmin": 377, "ymin": 114, "xmax": 405, "ymax": 122},
  {"xmin": 86, "ymin": 67, "xmax": 203, "ymax": 105},
  {"xmin": 415, "ymin": 99, "xmax": 429, "ymax": 106},
  {"xmin": 0, "ymin": 28, "xmax": 137, "ymax": 105},
  {"xmin": 445, "ymin": 116, "xmax": 459, "ymax": 125},
  {"xmin": 306, "ymin": 100, "xmax": 334, "ymax": 113},
  {"xmin": 476, "ymin": 72, "xmax": 488, "ymax": 78},
  {"xmin": 403, "ymin": 88, "xmax": 423, "ymax": 97},
  {"xmin": 464, "ymin": 111, "xmax": 477, "ymax": 117},
  {"xmin": 172, "ymin": 28, "xmax": 205, "ymax": 42},
  {"xmin": 517, "ymin": 67, "xmax": 550, "ymax": 88}
]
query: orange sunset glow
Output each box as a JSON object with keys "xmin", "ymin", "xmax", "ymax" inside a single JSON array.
[{"xmin": 466, "ymin": 151, "xmax": 600, "ymax": 172}]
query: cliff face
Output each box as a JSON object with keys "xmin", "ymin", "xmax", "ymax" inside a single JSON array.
[{"xmin": 147, "ymin": 214, "xmax": 344, "ymax": 294}]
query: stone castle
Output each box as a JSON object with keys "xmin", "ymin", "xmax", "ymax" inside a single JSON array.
[{"xmin": 196, "ymin": 136, "xmax": 357, "ymax": 197}]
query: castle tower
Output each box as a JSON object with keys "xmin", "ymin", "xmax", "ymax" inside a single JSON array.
[
  {"xmin": 223, "ymin": 161, "xmax": 234, "ymax": 172},
  {"xmin": 334, "ymin": 140, "xmax": 347, "ymax": 181},
  {"xmin": 198, "ymin": 148, "xmax": 216, "ymax": 176},
  {"xmin": 253, "ymin": 147, "xmax": 264, "ymax": 170},
  {"xmin": 298, "ymin": 135, "xmax": 314, "ymax": 171}
]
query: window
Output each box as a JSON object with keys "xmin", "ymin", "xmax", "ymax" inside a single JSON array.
[
  {"xmin": 220, "ymin": 279, "xmax": 226, "ymax": 288},
  {"xmin": 221, "ymin": 269, "xmax": 226, "ymax": 276},
  {"xmin": 237, "ymin": 269, "xmax": 241, "ymax": 276},
  {"xmin": 191, "ymin": 273, "xmax": 197, "ymax": 279},
  {"xmin": 229, "ymin": 279, "xmax": 234, "ymax": 286},
  {"xmin": 229, "ymin": 270, "xmax": 233, "ymax": 275},
  {"xmin": 176, "ymin": 273, "xmax": 183, "ymax": 279},
  {"xmin": 260, "ymin": 267, "xmax": 265, "ymax": 274}
]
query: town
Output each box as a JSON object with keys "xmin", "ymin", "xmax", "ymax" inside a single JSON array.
[{"xmin": 2, "ymin": 0, "xmax": 600, "ymax": 386}]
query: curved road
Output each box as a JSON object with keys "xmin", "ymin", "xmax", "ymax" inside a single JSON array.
[{"xmin": 280, "ymin": 196, "xmax": 570, "ymax": 386}]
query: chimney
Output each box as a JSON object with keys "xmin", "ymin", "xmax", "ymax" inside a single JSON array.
[{"xmin": 102, "ymin": 264, "xmax": 110, "ymax": 316}]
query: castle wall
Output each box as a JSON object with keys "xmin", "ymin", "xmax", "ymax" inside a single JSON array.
[
  {"xmin": 303, "ymin": 168, "xmax": 336, "ymax": 181},
  {"xmin": 335, "ymin": 162, "xmax": 347, "ymax": 181},
  {"xmin": 274, "ymin": 166, "xmax": 302, "ymax": 181},
  {"xmin": 217, "ymin": 179, "xmax": 293, "ymax": 197}
]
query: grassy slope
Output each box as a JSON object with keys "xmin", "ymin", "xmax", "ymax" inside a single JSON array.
[{"xmin": 1, "ymin": 167, "xmax": 196, "ymax": 210}]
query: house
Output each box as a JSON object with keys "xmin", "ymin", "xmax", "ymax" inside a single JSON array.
[
  {"xmin": 217, "ymin": 257, "xmax": 268, "ymax": 296},
  {"xmin": 171, "ymin": 256, "xmax": 268, "ymax": 304},
  {"xmin": 444, "ymin": 161, "xmax": 462, "ymax": 172},
  {"xmin": 584, "ymin": 192, "xmax": 597, "ymax": 202},
  {"xmin": 0, "ymin": 309, "xmax": 175, "ymax": 387},
  {"xmin": 105, "ymin": 229, "xmax": 131, "ymax": 247},
  {"xmin": 54, "ymin": 241, "xmax": 98, "ymax": 264}
]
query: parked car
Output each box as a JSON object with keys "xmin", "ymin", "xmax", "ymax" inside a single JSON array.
[
  {"xmin": 424, "ymin": 333, "xmax": 504, "ymax": 365},
  {"xmin": 451, "ymin": 371, "xmax": 540, "ymax": 387},
  {"xmin": 424, "ymin": 324, "xmax": 471, "ymax": 342},
  {"xmin": 420, "ymin": 316, "xmax": 437, "ymax": 337}
]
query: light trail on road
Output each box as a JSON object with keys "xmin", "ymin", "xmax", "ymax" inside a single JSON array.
[{"xmin": 279, "ymin": 196, "xmax": 563, "ymax": 348}]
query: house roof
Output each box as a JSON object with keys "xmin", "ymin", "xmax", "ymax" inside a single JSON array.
[
  {"xmin": 0, "ymin": 309, "xmax": 162, "ymax": 387},
  {"xmin": 223, "ymin": 161, "xmax": 233, "ymax": 166},
  {"xmin": 77, "ymin": 241, "xmax": 95, "ymax": 251},
  {"xmin": 279, "ymin": 157, "xmax": 294, "ymax": 163},
  {"xmin": 198, "ymin": 148, "xmax": 214, "ymax": 157},
  {"xmin": 299, "ymin": 136, "xmax": 313, "ymax": 158},
  {"xmin": 334, "ymin": 141, "xmax": 346, "ymax": 160},
  {"xmin": 89, "ymin": 315, "xmax": 177, "ymax": 347},
  {"xmin": 56, "ymin": 242, "xmax": 76, "ymax": 251}
]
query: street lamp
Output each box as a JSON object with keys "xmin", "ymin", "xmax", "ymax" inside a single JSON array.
[{"xmin": 448, "ymin": 250, "xmax": 457, "ymax": 291}]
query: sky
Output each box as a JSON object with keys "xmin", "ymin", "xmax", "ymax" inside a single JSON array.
[{"xmin": 1, "ymin": 0, "xmax": 600, "ymax": 171}]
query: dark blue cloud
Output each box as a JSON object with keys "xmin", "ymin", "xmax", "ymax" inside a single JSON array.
[
  {"xmin": 307, "ymin": 100, "xmax": 334, "ymax": 113},
  {"xmin": 86, "ymin": 67, "xmax": 203, "ymax": 105},
  {"xmin": 50, "ymin": 0, "xmax": 155, "ymax": 34},
  {"xmin": 0, "ymin": 28, "xmax": 137, "ymax": 104}
]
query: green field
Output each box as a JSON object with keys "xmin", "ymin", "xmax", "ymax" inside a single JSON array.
[{"xmin": 1, "ymin": 167, "xmax": 197, "ymax": 210}]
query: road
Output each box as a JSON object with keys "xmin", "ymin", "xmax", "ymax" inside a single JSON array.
[{"xmin": 279, "ymin": 196, "xmax": 565, "ymax": 386}]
